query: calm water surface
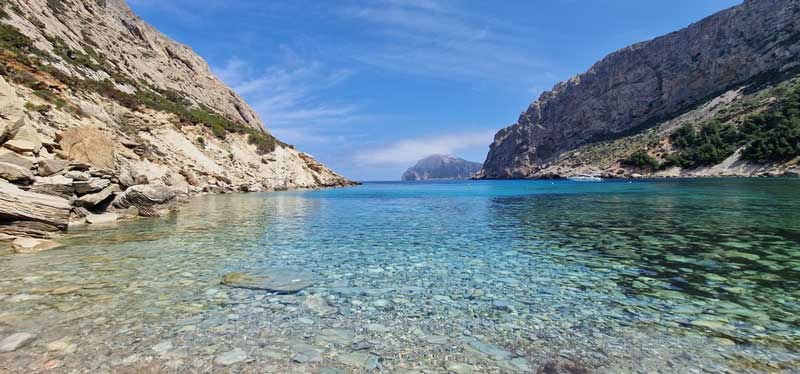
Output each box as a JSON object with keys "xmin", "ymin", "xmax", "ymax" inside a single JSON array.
[{"xmin": 1, "ymin": 179, "xmax": 799, "ymax": 373}]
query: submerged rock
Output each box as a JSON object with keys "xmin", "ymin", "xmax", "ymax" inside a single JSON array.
[
  {"xmin": 11, "ymin": 238, "xmax": 62, "ymax": 253},
  {"xmin": 214, "ymin": 348, "xmax": 247, "ymax": 366},
  {"xmin": 0, "ymin": 332, "xmax": 36, "ymax": 352},
  {"xmin": 291, "ymin": 343, "xmax": 322, "ymax": 363},
  {"xmin": 221, "ymin": 269, "xmax": 315, "ymax": 294}
]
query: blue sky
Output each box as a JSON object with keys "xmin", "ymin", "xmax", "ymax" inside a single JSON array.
[{"xmin": 128, "ymin": 0, "xmax": 740, "ymax": 181}]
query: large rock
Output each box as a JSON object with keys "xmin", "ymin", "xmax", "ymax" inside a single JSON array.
[
  {"xmin": 76, "ymin": 184, "xmax": 119, "ymax": 207},
  {"xmin": 0, "ymin": 149, "xmax": 33, "ymax": 169},
  {"xmin": 57, "ymin": 126, "xmax": 116, "ymax": 170},
  {"xmin": 222, "ymin": 269, "xmax": 315, "ymax": 294},
  {"xmin": 0, "ymin": 181, "xmax": 71, "ymax": 229},
  {"xmin": 11, "ymin": 238, "xmax": 62, "ymax": 253},
  {"xmin": 29, "ymin": 175, "xmax": 75, "ymax": 199},
  {"xmin": 38, "ymin": 159, "xmax": 69, "ymax": 176},
  {"xmin": 0, "ymin": 161, "xmax": 33, "ymax": 182},
  {"xmin": 480, "ymin": 0, "xmax": 800, "ymax": 178},
  {"xmin": 4, "ymin": 124, "xmax": 42, "ymax": 154},
  {"xmin": 73, "ymin": 177, "xmax": 110, "ymax": 195},
  {"xmin": 0, "ymin": 221, "xmax": 60, "ymax": 238},
  {"xmin": 112, "ymin": 184, "xmax": 175, "ymax": 209}
]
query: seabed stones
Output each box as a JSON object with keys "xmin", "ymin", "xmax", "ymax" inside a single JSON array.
[
  {"xmin": 0, "ymin": 332, "xmax": 36, "ymax": 352},
  {"xmin": 221, "ymin": 269, "xmax": 315, "ymax": 294}
]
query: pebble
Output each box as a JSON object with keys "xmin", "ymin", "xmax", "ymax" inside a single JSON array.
[
  {"xmin": 215, "ymin": 348, "xmax": 248, "ymax": 366},
  {"xmin": 444, "ymin": 362, "xmax": 475, "ymax": 374},
  {"xmin": 152, "ymin": 341, "xmax": 173, "ymax": 354},
  {"xmin": 291, "ymin": 344, "xmax": 322, "ymax": 363},
  {"xmin": 338, "ymin": 352, "xmax": 370, "ymax": 367},
  {"xmin": 0, "ymin": 332, "xmax": 36, "ymax": 352}
]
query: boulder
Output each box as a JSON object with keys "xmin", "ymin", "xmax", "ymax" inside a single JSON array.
[
  {"xmin": 0, "ymin": 221, "xmax": 60, "ymax": 238},
  {"xmin": 57, "ymin": 126, "xmax": 116, "ymax": 170},
  {"xmin": 0, "ymin": 150, "xmax": 33, "ymax": 169},
  {"xmin": 112, "ymin": 184, "xmax": 175, "ymax": 209},
  {"xmin": 0, "ymin": 181, "xmax": 71, "ymax": 229},
  {"xmin": 73, "ymin": 177, "xmax": 110, "ymax": 195},
  {"xmin": 11, "ymin": 238, "xmax": 62, "ymax": 253},
  {"xmin": 76, "ymin": 184, "xmax": 119, "ymax": 207},
  {"xmin": 38, "ymin": 159, "xmax": 69, "ymax": 176},
  {"xmin": 29, "ymin": 175, "xmax": 74, "ymax": 199},
  {"xmin": 0, "ymin": 162, "xmax": 33, "ymax": 182},
  {"xmin": 85, "ymin": 213, "xmax": 118, "ymax": 225},
  {"xmin": 4, "ymin": 124, "xmax": 42, "ymax": 153}
]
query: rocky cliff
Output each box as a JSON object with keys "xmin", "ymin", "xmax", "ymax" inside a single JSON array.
[
  {"xmin": 401, "ymin": 154, "xmax": 482, "ymax": 181},
  {"xmin": 0, "ymin": 0, "xmax": 352, "ymax": 243},
  {"xmin": 479, "ymin": 0, "xmax": 800, "ymax": 179}
]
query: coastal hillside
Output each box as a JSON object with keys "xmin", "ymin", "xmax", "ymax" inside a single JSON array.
[
  {"xmin": 0, "ymin": 0, "xmax": 351, "ymax": 240},
  {"xmin": 479, "ymin": 0, "xmax": 800, "ymax": 179},
  {"xmin": 401, "ymin": 154, "xmax": 482, "ymax": 181}
]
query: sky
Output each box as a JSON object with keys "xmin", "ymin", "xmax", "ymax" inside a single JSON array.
[{"xmin": 128, "ymin": 0, "xmax": 741, "ymax": 181}]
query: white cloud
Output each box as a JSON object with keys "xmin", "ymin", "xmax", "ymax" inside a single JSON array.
[
  {"xmin": 336, "ymin": 0, "xmax": 546, "ymax": 82},
  {"xmin": 356, "ymin": 130, "xmax": 495, "ymax": 165},
  {"xmin": 212, "ymin": 52, "xmax": 364, "ymax": 147}
]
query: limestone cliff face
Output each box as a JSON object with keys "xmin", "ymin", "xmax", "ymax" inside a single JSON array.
[
  {"xmin": 480, "ymin": 0, "xmax": 800, "ymax": 179},
  {"xmin": 0, "ymin": 0, "xmax": 350, "ymax": 191},
  {"xmin": 0, "ymin": 0, "xmax": 352, "ymax": 238}
]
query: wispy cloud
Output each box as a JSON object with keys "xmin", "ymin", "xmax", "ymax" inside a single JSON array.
[
  {"xmin": 356, "ymin": 130, "xmax": 495, "ymax": 165},
  {"xmin": 213, "ymin": 50, "xmax": 367, "ymax": 145},
  {"xmin": 336, "ymin": 0, "xmax": 546, "ymax": 81}
]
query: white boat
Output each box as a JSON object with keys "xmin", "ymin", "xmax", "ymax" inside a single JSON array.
[{"xmin": 568, "ymin": 173, "xmax": 603, "ymax": 182}]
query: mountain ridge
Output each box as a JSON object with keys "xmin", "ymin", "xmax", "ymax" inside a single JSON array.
[
  {"xmin": 479, "ymin": 0, "xmax": 800, "ymax": 179},
  {"xmin": 401, "ymin": 154, "xmax": 482, "ymax": 181}
]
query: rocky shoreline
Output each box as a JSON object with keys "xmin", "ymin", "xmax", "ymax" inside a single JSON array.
[{"xmin": 0, "ymin": 117, "xmax": 355, "ymax": 252}]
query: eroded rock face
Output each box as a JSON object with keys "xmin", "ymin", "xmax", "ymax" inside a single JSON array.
[
  {"xmin": 0, "ymin": 182, "xmax": 71, "ymax": 229},
  {"xmin": 112, "ymin": 184, "xmax": 175, "ymax": 209},
  {"xmin": 0, "ymin": 0, "xmax": 351, "ymax": 197},
  {"xmin": 58, "ymin": 127, "xmax": 117, "ymax": 171},
  {"xmin": 480, "ymin": 0, "xmax": 800, "ymax": 178}
]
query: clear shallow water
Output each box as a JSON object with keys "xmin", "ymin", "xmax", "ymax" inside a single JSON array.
[{"xmin": 1, "ymin": 179, "xmax": 799, "ymax": 373}]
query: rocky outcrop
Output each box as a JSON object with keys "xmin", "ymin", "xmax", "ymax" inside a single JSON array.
[
  {"xmin": 0, "ymin": 181, "xmax": 71, "ymax": 229},
  {"xmin": 402, "ymin": 155, "xmax": 482, "ymax": 181},
  {"xmin": 0, "ymin": 0, "xmax": 354, "ymax": 243},
  {"xmin": 480, "ymin": 0, "xmax": 800, "ymax": 179}
]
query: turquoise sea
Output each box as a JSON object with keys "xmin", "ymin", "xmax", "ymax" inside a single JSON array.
[{"xmin": 1, "ymin": 179, "xmax": 799, "ymax": 373}]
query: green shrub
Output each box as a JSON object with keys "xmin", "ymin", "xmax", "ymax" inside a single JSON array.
[
  {"xmin": 24, "ymin": 101, "xmax": 50, "ymax": 114},
  {"xmin": 623, "ymin": 149, "xmax": 660, "ymax": 169},
  {"xmin": 740, "ymin": 88, "xmax": 800, "ymax": 162},
  {"xmin": 667, "ymin": 120, "xmax": 741, "ymax": 168},
  {"xmin": 248, "ymin": 132, "xmax": 277, "ymax": 155}
]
